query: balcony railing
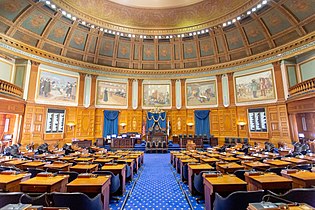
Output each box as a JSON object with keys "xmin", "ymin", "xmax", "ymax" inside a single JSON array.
[
  {"xmin": 289, "ymin": 77, "xmax": 315, "ymax": 97},
  {"xmin": 0, "ymin": 79, "xmax": 23, "ymax": 98}
]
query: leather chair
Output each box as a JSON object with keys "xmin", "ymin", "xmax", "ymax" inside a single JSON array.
[
  {"xmin": 193, "ymin": 171, "xmax": 212, "ymax": 203},
  {"xmin": 57, "ymin": 171, "xmax": 79, "ymax": 183},
  {"xmin": 27, "ymin": 168, "xmax": 45, "ymax": 178},
  {"xmin": 51, "ymin": 192, "xmax": 103, "ymax": 210},
  {"xmin": 233, "ymin": 170, "xmax": 251, "ymax": 181},
  {"xmin": 92, "ymin": 171, "xmax": 120, "ymax": 196},
  {"xmin": 266, "ymin": 188, "xmax": 315, "ymax": 207},
  {"xmin": 0, "ymin": 192, "xmax": 23, "ymax": 208},
  {"xmin": 20, "ymin": 193, "xmax": 49, "ymax": 207},
  {"xmin": 213, "ymin": 190, "xmax": 264, "ymax": 210},
  {"xmin": 265, "ymin": 167, "xmax": 287, "ymax": 176}
]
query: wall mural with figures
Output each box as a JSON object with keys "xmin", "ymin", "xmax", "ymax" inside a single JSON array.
[
  {"xmin": 234, "ymin": 69, "xmax": 276, "ymax": 103},
  {"xmin": 186, "ymin": 80, "xmax": 217, "ymax": 108},
  {"xmin": 142, "ymin": 83, "xmax": 171, "ymax": 109},
  {"xmin": 36, "ymin": 69, "xmax": 79, "ymax": 106},
  {"xmin": 96, "ymin": 80, "xmax": 128, "ymax": 108}
]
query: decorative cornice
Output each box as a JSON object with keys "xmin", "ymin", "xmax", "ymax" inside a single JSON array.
[
  {"xmin": 0, "ymin": 32, "xmax": 315, "ymax": 79},
  {"xmin": 53, "ymin": 0, "xmax": 259, "ymax": 35}
]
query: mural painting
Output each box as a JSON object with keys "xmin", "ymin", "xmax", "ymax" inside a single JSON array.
[
  {"xmin": 143, "ymin": 84, "xmax": 171, "ymax": 108},
  {"xmin": 36, "ymin": 69, "xmax": 79, "ymax": 105},
  {"xmin": 235, "ymin": 69, "xmax": 276, "ymax": 103},
  {"xmin": 186, "ymin": 80, "xmax": 217, "ymax": 107},
  {"xmin": 96, "ymin": 80, "xmax": 127, "ymax": 107}
]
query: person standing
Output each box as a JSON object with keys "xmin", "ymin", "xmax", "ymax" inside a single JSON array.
[{"xmin": 251, "ymin": 79, "xmax": 258, "ymax": 98}]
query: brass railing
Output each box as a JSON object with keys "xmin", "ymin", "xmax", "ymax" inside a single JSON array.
[
  {"xmin": 289, "ymin": 77, "xmax": 315, "ymax": 96},
  {"xmin": 0, "ymin": 79, "xmax": 23, "ymax": 98}
]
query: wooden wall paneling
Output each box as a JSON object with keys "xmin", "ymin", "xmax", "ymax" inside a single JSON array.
[
  {"xmin": 64, "ymin": 107, "xmax": 77, "ymax": 142},
  {"xmin": 277, "ymin": 104, "xmax": 291, "ymax": 143},
  {"xmin": 21, "ymin": 105, "xmax": 34, "ymax": 145},
  {"xmin": 33, "ymin": 106, "xmax": 45, "ymax": 144},
  {"xmin": 210, "ymin": 109, "xmax": 220, "ymax": 136},
  {"xmin": 268, "ymin": 105, "xmax": 281, "ymax": 139},
  {"xmin": 236, "ymin": 107, "xmax": 249, "ymax": 137},
  {"xmin": 75, "ymin": 107, "xmax": 95, "ymax": 140},
  {"xmin": 186, "ymin": 109, "xmax": 194, "ymax": 135},
  {"xmin": 218, "ymin": 107, "xmax": 238, "ymax": 137},
  {"xmin": 94, "ymin": 108, "xmax": 104, "ymax": 138},
  {"xmin": 127, "ymin": 110, "xmax": 143, "ymax": 133},
  {"xmin": 119, "ymin": 110, "xmax": 128, "ymax": 134},
  {"xmin": 169, "ymin": 109, "xmax": 187, "ymax": 136}
]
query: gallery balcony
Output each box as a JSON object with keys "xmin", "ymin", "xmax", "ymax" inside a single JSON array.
[{"xmin": 0, "ymin": 79, "xmax": 23, "ymax": 99}]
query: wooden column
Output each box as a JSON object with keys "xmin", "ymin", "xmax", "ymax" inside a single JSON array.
[
  {"xmin": 27, "ymin": 61, "xmax": 40, "ymax": 103},
  {"xmin": 127, "ymin": 79, "xmax": 133, "ymax": 109},
  {"xmin": 216, "ymin": 74, "xmax": 223, "ymax": 107},
  {"xmin": 89, "ymin": 75, "xmax": 97, "ymax": 107},
  {"xmin": 180, "ymin": 79, "xmax": 186, "ymax": 109},
  {"xmin": 171, "ymin": 79, "xmax": 176, "ymax": 109},
  {"xmin": 227, "ymin": 72, "xmax": 235, "ymax": 106},
  {"xmin": 78, "ymin": 73, "xmax": 86, "ymax": 107},
  {"xmin": 273, "ymin": 61, "xmax": 285, "ymax": 103},
  {"xmin": 289, "ymin": 114, "xmax": 299, "ymax": 142},
  {"xmin": 138, "ymin": 79, "xmax": 143, "ymax": 109}
]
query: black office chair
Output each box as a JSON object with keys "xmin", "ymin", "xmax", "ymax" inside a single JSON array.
[
  {"xmin": 27, "ymin": 168, "xmax": 45, "ymax": 178},
  {"xmin": 57, "ymin": 171, "xmax": 79, "ymax": 183},
  {"xmin": 243, "ymin": 138, "xmax": 249, "ymax": 144},
  {"xmin": 20, "ymin": 193, "xmax": 49, "ymax": 207},
  {"xmin": 92, "ymin": 171, "xmax": 120, "ymax": 196},
  {"xmin": 162, "ymin": 141, "xmax": 167, "ymax": 153},
  {"xmin": 151, "ymin": 141, "xmax": 157, "ymax": 153},
  {"xmin": 233, "ymin": 170, "xmax": 251, "ymax": 181},
  {"xmin": 265, "ymin": 167, "xmax": 287, "ymax": 176},
  {"xmin": 0, "ymin": 192, "xmax": 24, "ymax": 208},
  {"xmin": 51, "ymin": 192, "xmax": 103, "ymax": 210},
  {"xmin": 193, "ymin": 171, "xmax": 211, "ymax": 203},
  {"xmin": 213, "ymin": 190, "xmax": 265, "ymax": 210},
  {"xmin": 265, "ymin": 188, "xmax": 315, "ymax": 207},
  {"xmin": 292, "ymin": 164, "xmax": 312, "ymax": 171},
  {"xmin": 236, "ymin": 138, "xmax": 242, "ymax": 144}
]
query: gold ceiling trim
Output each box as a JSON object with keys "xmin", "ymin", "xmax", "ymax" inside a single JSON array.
[
  {"xmin": 0, "ymin": 32, "xmax": 315, "ymax": 79},
  {"xmin": 53, "ymin": 0, "xmax": 259, "ymax": 34}
]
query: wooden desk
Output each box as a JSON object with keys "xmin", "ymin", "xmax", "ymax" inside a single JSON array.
[
  {"xmin": 242, "ymin": 161, "xmax": 270, "ymax": 171},
  {"xmin": 0, "ymin": 156, "xmax": 12, "ymax": 164},
  {"xmin": 21, "ymin": 161, "xmax": 46, "ymax": 170},
  {"xmin": 245, "ymin": 173, "xmax": 292, "ymax": 193},
  {"xmin": 124, "ymin": 155, "xmax": 139, "ymax": 173},
  {"xmin": 70, "ymin": 164, "xmax": 98, "ymax": 173},
  {"xmin": 188, "ymin": 163, "xmax": 213, "ymax": 194},
  {"xmin": 67, "ymin": 176, "xmax": 111, "ymax": 210},
  {"xmin": 94, "ymin": 158, "xmax": 114, "ymax": 165},
  {"xmin": 251, "ymin": 153, "xmax": 269, "ymax": 160},
  {"xmin": 297, "ymin": 155, "xmax": 315, "ymax": 164},
  {"xmin": 200, "ymin": 158, "xmax": 219, "ymax": 165},
  {"xmin": 58, "ymin": 156, "xmax": 75, "ymax": 162},
  {"xmin": 74, "ymin": 157, "xmax": 94, "ymax": 162},
  {"xmin": 206, "ymin": 153, "xmax": 221, "ymax": 158},
  {"xmin": 281, "ymin": 170, "xmax": 315, "ymax": 188},
  {"xmin": 220, "ymin": 157, "xmax": 239, "ymax": 162},
  {"xmin": 179, "ymin": 158, "xmax": 198, "ymax": 181},
  {"xmin": 20, "ymin": 175, "xmax": 68, "ymax": 193},
  {"xmin": 281, "ymin": 157, "xmax": 308, "ymax": 165},
  {"xmin": 237, "ymin": 156, "xmax": 256, "ymax": 161},
  {"xmin": 216, "ymin": 162, "xmax": 244, "ymax": 174},
  {"xmin": 203, "ymin": 174, "xmax": 247, "ymax": 210},
  {"xmin": 264, "ymin": 160, "xmax": 292, "ymax": 168},
  {"xmin": 4, "ymin": 159, "xmax": 30, "ymax": 169},
  {"xmin": 0, "ymin": 173, "xmax": 30, "ymax": 192},
  {"xmin": 176, "ymin": 155, "xmax": 191, "ymax": 173},
  {"xmin": 117, "ymin": 159, "xmax": 134, "ymax": 180},
  {"xmin": 101, "ymin": 164, "xmax": 126, "ymax": 194},
  {"xmin": 43, "ymin": 163, "xmax": 71, "ymax": 172}
]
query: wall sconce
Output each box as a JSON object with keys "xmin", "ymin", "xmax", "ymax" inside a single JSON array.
[
  {"xmin": 237, "ymin": 122, "xmax": 246, "ymax": 129},
  {"xmin": 187, "ymin": 122, "xmax": 194, "ymax": 128},
  {"xmin": 67, "ymin": 122, "xmax": 76, "ymax": 130},
  {"xmin": 120, "ymin": 123, "xmax": 127, "ymax": 129}
]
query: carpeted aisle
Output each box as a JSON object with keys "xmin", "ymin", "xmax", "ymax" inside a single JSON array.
[{"xmin": 124, "ymin": 154, "xmax": 191, "ymax": 210}]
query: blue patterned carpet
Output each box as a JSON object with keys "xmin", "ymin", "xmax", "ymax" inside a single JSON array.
[{"xmin": 110, "ymin": 154, "xmax": 205, "ymax": 210}]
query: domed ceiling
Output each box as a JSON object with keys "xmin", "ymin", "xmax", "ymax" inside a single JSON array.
[{"xmin": 0, "ymin": 0, "xmax": 314, "ymax": 72}]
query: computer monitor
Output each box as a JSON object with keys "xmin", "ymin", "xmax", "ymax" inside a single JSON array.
[
  {"xmin": 135, "ymin": 134, "xmax": 141, "ymax": 138},
  {"xmin": 106, "ymin": 135, "xmax": 111, "ymax": 139},
  {"xmin": 122, "ymin": 134, "xmax": 127, "ymax": 138},
  {"xmin": 111, "ymin": 134, "xmax": 117, "ymax": 138},
  {"xmin": 117, "ymin": 136, "xmax": 122, "ymax": 139},
  {"xmin": 298, "ymin": 133, "xmax": 305, "ymax": 138}
]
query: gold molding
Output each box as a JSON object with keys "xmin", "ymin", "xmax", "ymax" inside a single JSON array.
[{"xmin": 0, "ymin": 32, "xmax": 315, "ymax": 79}]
